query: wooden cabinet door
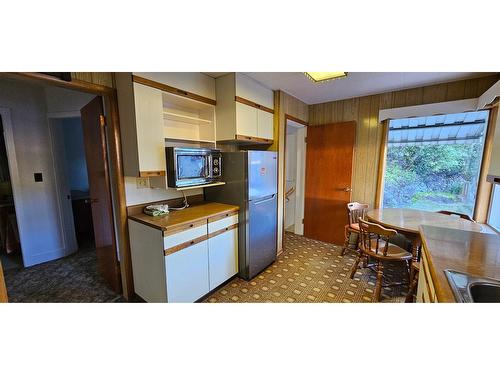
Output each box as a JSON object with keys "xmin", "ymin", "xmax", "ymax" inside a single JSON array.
[
  {"xmin": 208, "ymin": 228, "xmax": 238, "ymax": 290},
  {"xmin": 236, "ymin": 102, "xmax": 258, "ymax": 138},
  {"xmin": 133, "ymin": 82, "xmax": 165, "ymax": 173},
  {"xmin": 165, "ymin": 240, "xmax": 210, "ymax": 302},
  {"xmin": 257, "ymin": 110, "xmax": 274, "ymax": 140}
]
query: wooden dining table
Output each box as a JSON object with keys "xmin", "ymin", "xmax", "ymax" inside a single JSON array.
[
  {"xmin": 366, "ymin": 208, "xmax": 494, "ymax": 266},
  {"xmin": 367, "ymin": 208, "xmax": 492, "ymax": 242}
]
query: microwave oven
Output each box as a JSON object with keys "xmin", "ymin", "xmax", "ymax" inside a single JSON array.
[{"xmin": 166, "ymin": 147, "xmax": 222, "ymax": 188}]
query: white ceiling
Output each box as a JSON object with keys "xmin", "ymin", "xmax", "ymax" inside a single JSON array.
[{"xmin": 240, "ymin": 72, "xmax": 493, "ymax": 105}]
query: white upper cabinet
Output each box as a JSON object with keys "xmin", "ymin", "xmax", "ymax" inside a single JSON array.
[
  {"xmin": 235, "ymin": 73, "xmax": 274, "ymax": 109},
  {"xmin": 133, "ymin": 72, "xmax": 216, "ymax": 100},
  {"xmin": 133, "ymin": 82, "xmax": 166, "ymax": 174},
  {"xmin": 257, "ymin": 109, "xmax": 274, "ymax": 140},
  {"xmin": 116, "ymin": 73, "xmax": 166, "ymax": 178},
  {"xmin": 215, "ymin": 73, "xmax": 275, "ymax": 143},
  {"xmin": 236, "ymin": 102, "xmax": 258, "ymax": 138}
]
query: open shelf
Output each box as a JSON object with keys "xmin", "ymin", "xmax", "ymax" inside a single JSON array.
[
  {"xmin": 165, "ymin": 137, "xmax": 215, "ymax": 145},
  {"xmin": 163, "ymin": 111, "xmax": 213, "ymax": 126},
  {"xmin": 175, "ymin": 182, "xmax": 226, "ymax": 191}
]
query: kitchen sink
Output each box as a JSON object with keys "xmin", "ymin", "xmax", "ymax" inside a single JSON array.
[{"xmin": 445, "ymin": 270, "xmax": 500, "ymax": 303}]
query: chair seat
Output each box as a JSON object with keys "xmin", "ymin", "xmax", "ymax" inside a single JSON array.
[{"xmin": 363, "ymin": 239, "xmax": 412, "ymax": 260}]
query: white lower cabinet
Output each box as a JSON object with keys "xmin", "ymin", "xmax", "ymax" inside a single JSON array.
[
  {"xmin": 165, "ymin": 240, "xmax": 210, "ymax": 303},
  {"xmin": 129, "ymin": 212, "xmax": 239, "ymax": 303},
  {"xmin": 208, "ymin": 228, "xmax": 238, "ymax": 290}
]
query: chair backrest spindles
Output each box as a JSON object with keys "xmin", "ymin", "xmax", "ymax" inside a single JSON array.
[
  {"xmin": 358, "ymin": 218, "xmax": 398, "ymax": 257},
  {"xmin": 347, "ymin": 202, "xmax": 369, "ymax": 226}
]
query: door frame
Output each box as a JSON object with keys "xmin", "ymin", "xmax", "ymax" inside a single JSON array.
[
  {"xmin": 282, "ymin": 114, "xmax": 308, "ymax": 246},
  {"xmin": 0, "ymin": 73, "xmax": 134, "ymax": 300},
  {"xmin": 284, "ymin": 117, "xmax": 307, "ymax": 236}
]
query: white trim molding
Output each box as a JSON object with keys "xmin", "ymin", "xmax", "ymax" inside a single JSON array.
[
  {"xmin": 478, "ymin": 80, "xmax": 500, "ymax": 109},
  {"xmin": 379, "ymin": 98, "xmax": 479, "ymax": 122}
]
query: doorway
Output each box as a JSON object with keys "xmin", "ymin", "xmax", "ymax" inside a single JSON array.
[
  {"xmin": 284, "ymin": 119, "xmax": 307, "ymax": 235},
  {"xmin": 0, "ymin": 80, "xmax": 121, "ymax": 301},
  {"xmin": 49, "ymin": 116, "xmax": 95, "ymax": 254}
]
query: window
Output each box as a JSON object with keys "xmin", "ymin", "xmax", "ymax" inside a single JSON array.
[
  {"xmin": 382, "ymin": 110, "xmax": 489, "ymax": 217},
  {"xmin": 488, "ymin": 184, "xmax": 500, "ymax": 232}
]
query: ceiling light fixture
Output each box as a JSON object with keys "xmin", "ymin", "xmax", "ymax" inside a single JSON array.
[{"xmin": 305, "ymin": 72, "xmax": 348, "ymax": 83}]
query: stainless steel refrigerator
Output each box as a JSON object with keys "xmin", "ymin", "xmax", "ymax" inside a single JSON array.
[{"xmin": 205, "ymin": 150, "xmax": 278, "ymax": 280}]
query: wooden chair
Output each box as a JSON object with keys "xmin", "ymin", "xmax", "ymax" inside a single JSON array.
[
  {"xmin": 437, "ymin": 210, "xmax": 474, "ymax": 222},
  {"xmin": 405, "ymin": 209, "xmax": 474, "ymax": 302},
  {"xmin": 341, "ymin": 202, "xmax": 369, "ymax": 256},
  {"xmin": 349, "ymin": 218, "xmax": 412, "ymax": 302}
]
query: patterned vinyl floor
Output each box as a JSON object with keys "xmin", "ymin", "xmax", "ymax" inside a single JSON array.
[
  {"xmin": 4, "ymin": 248, "xmax": 123, "ymax": 303},
  {"xmin": 204, "ymin": 232, "xmax": 409, "ymax": 303}
]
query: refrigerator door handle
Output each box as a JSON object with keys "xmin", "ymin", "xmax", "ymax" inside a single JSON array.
[{"xmin": 252, "ymin": 194, "xmax": 276, "ymax": 205}]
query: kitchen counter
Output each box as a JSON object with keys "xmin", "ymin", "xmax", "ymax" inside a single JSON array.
[
  {"xmin": 128, "ymin": 202, "xmax": 239, "ymax": 234},
  {"xmin": 419, "ymin": 225, "xmax": 500, "ymax": 302}
]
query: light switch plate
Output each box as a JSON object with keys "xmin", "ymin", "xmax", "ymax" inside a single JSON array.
[{"xmin": 136, "ymin": 177, "xmax": 149, "ymax": 189}]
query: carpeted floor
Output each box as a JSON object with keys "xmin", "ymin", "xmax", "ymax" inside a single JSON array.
[
  {"xmin": 3, "ymin": 233, "xmax": 409, "ymax": 303},
  {"xmin": 204, "ymin": 232, "xmax": 409, "ymax": 303},
  {"xmin": 3, "ymin": 248, "xmax": 123, "ymax": 303}
]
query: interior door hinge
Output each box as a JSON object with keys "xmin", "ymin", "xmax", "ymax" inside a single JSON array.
[
  {"xmin": 99, "ymin": 114, "xmax": 107, "ymax": 127},
  {"xmin": 304, "ymin": 137, "xmax": 307, "ymax": 143},
  {"xmin": 302, "ymin": 218, "xmax": 304, "ymax": 224}
]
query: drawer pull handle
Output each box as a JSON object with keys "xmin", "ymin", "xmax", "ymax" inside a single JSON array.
[
  {"xmin": 190, "ymin": 224, "xmax": 194, "ymax": 227},
  {"xmin": 225, "ymin": 227, "xmax": 228, "ymax": 231},
  {"xmin": 190, "ymin": 240, "xmax": 194, "ymax": 245}
]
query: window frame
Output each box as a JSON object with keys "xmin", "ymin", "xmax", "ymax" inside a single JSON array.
[{"xmin": 375, "ymin": 107, "xmax": 496, "ymax": 222}]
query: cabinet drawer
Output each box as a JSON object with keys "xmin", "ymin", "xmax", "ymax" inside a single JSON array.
[
  {"xmin": 163, "ymin": 221, "xmax": 207, "ymax": 250},
  {"xmin": 208, "ymin": 213, "xmax": 238, "ymax": 234}
]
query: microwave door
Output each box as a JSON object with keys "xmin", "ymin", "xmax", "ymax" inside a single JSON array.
[{"xmin": 176, "ymin": 153, "xmax": 208, "ymax": 186}]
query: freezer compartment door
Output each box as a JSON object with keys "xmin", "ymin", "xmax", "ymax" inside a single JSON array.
[
  {"xmin": 248, "ymin": 194, "xmax": 277, "ymax": 279},
  {"xmin": 248, "ymin": 151, "xmax": 277, "ymax": 200}
]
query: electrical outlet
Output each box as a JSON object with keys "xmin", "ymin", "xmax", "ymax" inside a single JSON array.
[{"xmin": 136, "ymin": 177, "xmax": 149, "ymax": 189}]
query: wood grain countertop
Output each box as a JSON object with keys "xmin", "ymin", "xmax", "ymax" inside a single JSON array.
[
  {"xmin": 419, "ymin": 225, "xmax": 500, "ymax": 302},
  {"xmin": 128, "ymin": 202, "xmax": 239, "ymax": 233}
]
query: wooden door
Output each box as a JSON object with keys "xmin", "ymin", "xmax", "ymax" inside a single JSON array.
[
  {"xmin": 304, "ymin": 122, "xmax": 356, "ymax": 245},
  {"xmin": 81, "ymin": 97, "xmax": 121, "ymax": 293}
]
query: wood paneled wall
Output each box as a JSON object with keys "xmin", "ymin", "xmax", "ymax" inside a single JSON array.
[
  {"xmin": 71, "ymin": 72, "xmax": 115, "ymax": 88},
  {"xmin": 308, "ymin": 74, "xmax": 500, "ymax": 208},
  {"xmin": 274, "ymin": 90, "xmax": 309, "ymax": 253}
]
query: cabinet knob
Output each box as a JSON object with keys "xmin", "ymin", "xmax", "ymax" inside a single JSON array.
[
  {"xmin": 190, "ymin": 224, "xmax": 194, "ymax": 227},
  {"xmin": 190, "ymin": 240, "xmax": 194, "ymax": 245}
]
